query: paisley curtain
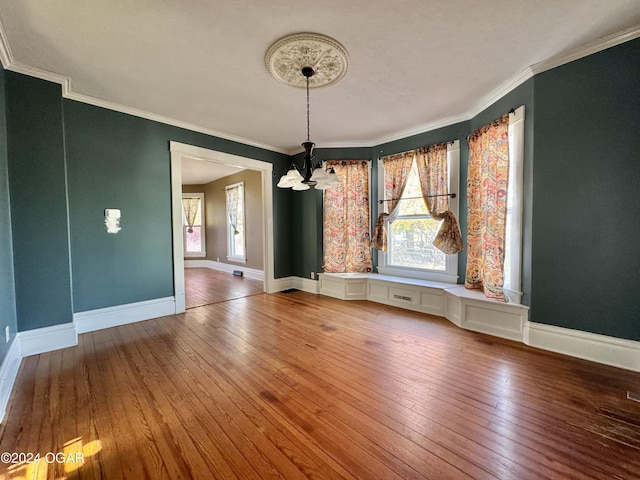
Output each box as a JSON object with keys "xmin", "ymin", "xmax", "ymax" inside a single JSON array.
[
  {"xmin": 371, "ymin": 152, "xmax": 414, "ymax": 250},
  {"xmin": 182, "ymin": 197, "xmax": 200, "ymax": 233},
  {"xmin": 415, "ymin": 144, "xmax": 463, "ymax": 255},
  {"xmin": 465, "ymin": 114, "xmax": 510, "ymax": 301},
  {"xmin": 323, "ymin": 160, "xmax": 373, "ymax": 273}
]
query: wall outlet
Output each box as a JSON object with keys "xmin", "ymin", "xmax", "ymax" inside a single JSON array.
[
  {"xmin": 310, "ymin": 272, "xmax": 315, "ymax": 279},
  {"xmin": 5, "ymin": 326, "xmax": 9, "ymax": 343}
]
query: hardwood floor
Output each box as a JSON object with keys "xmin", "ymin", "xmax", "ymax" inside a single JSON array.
[
  {"xmin": 184, "ymin": 267, "xmax": 264, "ymax": 309},
  {"xmin": 1, "ymin": 291, "xmax": 639, "ymax": 479}
]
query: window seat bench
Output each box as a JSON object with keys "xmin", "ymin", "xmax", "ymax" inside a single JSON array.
[{"xmin": 318, "ymin": 273, "xmax": 529, "ymax": 342}]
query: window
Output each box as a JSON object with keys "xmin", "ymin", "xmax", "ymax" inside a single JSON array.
[
  {"xmin": 378, "ymin": 141, "xmax": 460, "ymax": 283},
  {"xmin": 226, "ymin": 182, "xmax": 246, "ymax": 263},
  {"xmin": 182, "ymin": 193, "xmax": 206, "ymax": 257}
]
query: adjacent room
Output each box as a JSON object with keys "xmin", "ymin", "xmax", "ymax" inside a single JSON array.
[
  {"xmin": 180, "ymin": 157, "xmax": 265, "ymax": 308},
  {"xmin": 0, "ymin": 1, "xmax": 639, "ymax": 479}
]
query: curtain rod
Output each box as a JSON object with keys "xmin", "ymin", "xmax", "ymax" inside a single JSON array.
[{"xmin": 378, "ymin": 193, "xmax": 456, "ymax": 204}]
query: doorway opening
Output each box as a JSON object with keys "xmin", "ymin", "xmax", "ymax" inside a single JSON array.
[{"xmin": 170, "ymin": 142, "xmax": 275, "ymax": 313}]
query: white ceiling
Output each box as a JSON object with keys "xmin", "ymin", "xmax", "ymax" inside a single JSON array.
[
  {"xmin": 1, "ymin": 1, "xmax": 639, "ymax": 155},
  {"xmin": 181, "ymin": 157, "xmax": 245, "ymax": 185}
]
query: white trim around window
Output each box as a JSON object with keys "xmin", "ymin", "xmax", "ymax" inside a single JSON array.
[
  {"xmin": 225, "ymin": 181, "xmax": 247, "ymax": 264},
  {"xmin": 377, "ymin": 140, "xmax": 460, "ymax": 283},
  {"xmin": 182, "ymin": 192, "xmax": 206, "ymax": 258}
]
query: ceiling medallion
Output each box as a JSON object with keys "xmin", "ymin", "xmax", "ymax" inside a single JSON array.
[{"xmin": 265, "ymin": 32, "xmax": 349, "ymax": 89}]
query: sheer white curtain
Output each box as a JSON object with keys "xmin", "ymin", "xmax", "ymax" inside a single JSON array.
[
  {"xmin": 503, "ymin": 106, "xmax": 525, "ymax": 303},
  {"xmin": 182, "ymin": 197, "xmax": 200, "ymax": 233}
]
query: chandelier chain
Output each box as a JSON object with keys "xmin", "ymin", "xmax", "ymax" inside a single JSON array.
[{"xmin": 306, "ymin": 75, "xmax": 311, "ymax": 142}]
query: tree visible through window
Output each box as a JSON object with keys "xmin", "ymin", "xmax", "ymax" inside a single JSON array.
[
  {"xmin": 377, "ymin": 141, "xmax": 460, "ymax": 283},
  {"xmin": 226, "ymin": 182, "xmax": 246, "ymax": 262},
  {"xmin": 388, "ymin": 160, "xmax": 445, "ymax": 270}
]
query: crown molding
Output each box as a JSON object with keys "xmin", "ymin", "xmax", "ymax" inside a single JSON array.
[
  {"xmin": 323, "ymin": 66, "xmax": 532, "ymax": 150},
  {"xmin": 531, "ymin": 24, "xmax": 640, "ymax": 75},
  {"xmin": 64, "ymin": 90, "xmax": 291, "ymax": 155},
  {"xmin": 318, "ymin": 111, "xmax": 471, "ymax": 151},
  {"xmin": 1, "ymin": 17, "xmax": 638, "ymax": 156},
  {"xmin": 0, "ymin": 20, "xmax": 72, "ymax": 90},
  {"xmin": 362, "ymin": 25, "xmax": 640, "ymax": 147},
  {"xmin": 0, "ymin": 19, "xmax": 289, "ymax": 156},
  {"xmin": 6, "ymin": 60, "xmax": 72, "ymax": 93},
  {"xmin": 466, "ymin": 67, "xmax": 534, "ymax": 120}
]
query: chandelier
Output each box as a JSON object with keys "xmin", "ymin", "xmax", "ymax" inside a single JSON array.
[{"xmin": 265, "ymin": 33, "xmax": 349, "ymax": 191}]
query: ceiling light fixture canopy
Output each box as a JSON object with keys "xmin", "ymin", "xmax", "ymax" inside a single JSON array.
[{"xmin": 267, "ymin": 33, "xmax": 348, "ymax": 191}]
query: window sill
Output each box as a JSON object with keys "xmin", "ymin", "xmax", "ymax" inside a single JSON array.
[
  {"xmin": 377, "ymin": 267, "xmax": 458, "ymax": 284},
  {"xmin": 227, "ymin": 256, "xmax": 247, "ymax": 264}
]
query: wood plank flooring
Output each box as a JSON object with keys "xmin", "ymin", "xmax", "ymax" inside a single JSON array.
[
  {"xmin": 1, "ymin": 291, "xmax": 639, "ymax": 479},
  {"xmin": 184, "ymin": 267, "xmax": 264, "ymax": 309}
]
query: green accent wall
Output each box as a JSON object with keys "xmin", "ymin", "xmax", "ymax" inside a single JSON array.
[
  {"xmin": 6, "ymin": 72, "xmax": 73, "ymax": 331},
  {"xmin": 64, "ymin": 102, "xmax": 175, "ymax": 311},
  {"xmin": 63, "ymin": 100, "xmax": 290, "ymax": 312},
  {"xmin": 290, "ymin": 147, "xmax": 374, "ymax": 280},
  {"xmin": 0, "ymin": 69, "xmax": 17, "ymax": 361},
  {"xmin": 1, "ymin": 37, "xmax": 638, "ymax": 344},
  {"xmin": 532, "ymin": 39, "xmax": 640, "ymax": 340}
]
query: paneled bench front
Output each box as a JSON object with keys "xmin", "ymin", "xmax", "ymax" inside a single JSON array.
[{"xmin": 319, "ymin": 273, "xmax": 529, "ymax": 342}]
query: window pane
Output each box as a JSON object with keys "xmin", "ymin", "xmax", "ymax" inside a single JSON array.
[
  {"xmin": 388, "ymin": 218, "xmax": 446, "ymax": 270},
  {"xmin": 185, "ymin": 226, "xmax": 202, "ymax": 253},
  {"xmin": 232, "ymin": 225, "xmax": 245, "ymax": 257},
  {"xmin": 226, "ymin": 182, "xmax": 245, "ymax": 259},
  {"xmin": 396, "ymin": 160, "xmax": 429, "ymax": 216},
  {"xmin": 193, "ymin": 200, "xmax": 202, "ymax": 226}
]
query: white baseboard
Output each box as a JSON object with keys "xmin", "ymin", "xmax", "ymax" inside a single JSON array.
[
  {"xmin": 0, "ymin": 338, "xmax": 22, "ymax": 423},
  {"xmin": 74, "ymin": 297, "xmax": 176, "ymax": 334},
  {"xmin": 318, "ymin": 273, "xmax": 640, "ymax": 372},
  {"xmin": 184, "ymin": 259, "xmax": 264, "ymax": 282},
  {"xmin": 270, "ymin": 276, "xmax": 296, "ymax": 292},
  {"xmin": 291, "ymin": 277, "xmax": 320, "ymax": 294},
  {"xmin": 269, "ymin": 276, "xmax": 320, "ymax": 294},
  {"xmin": 524, "ymin": 322, "xmax": 640, "ymax": 372},
  {"xmin": 19, "ymin": 322, "xmax": 78, "ymax": 357}
]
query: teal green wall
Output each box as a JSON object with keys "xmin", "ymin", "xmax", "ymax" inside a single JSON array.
[
  {"xmin": 1, "ymin": 37, "xmax": 638, "ymax": 344},
  {"xmin": 289, "ymin": 147, "xmax": 373, "ymax": 279},
  {"xmin": 63, "ymin": 100, "xmax": 291, "ymax": 312},
  {"xmin": 6, "ymin": 72, "xmax": 73, "ymax": 331},
  {"xmin": 64, "ymin": 102, "xmax": 175, "ymax": 311},
  {"xmin": 272, "ymin": 178, "xmax": 294, "ymax": 277},
  {"xmin": 532, "ymin": 39, "xmax": 640, "ymax": 340},
  {"xmin": 0, "ymin": 69, "xmax": 17, "ymax": 361},
  {"xmin": 1, "ymin": 70, "xmax": 290, "ymax": 332}
]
